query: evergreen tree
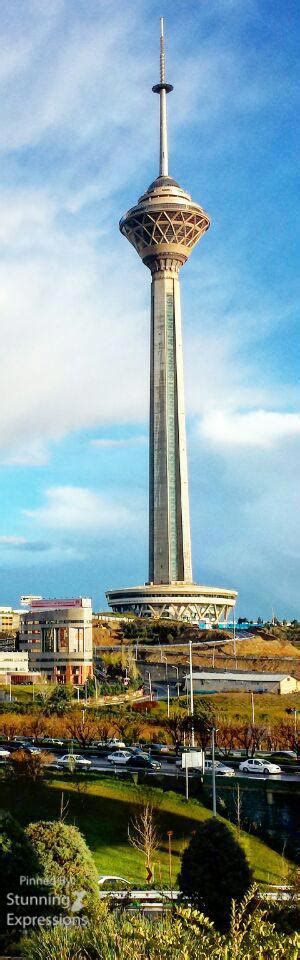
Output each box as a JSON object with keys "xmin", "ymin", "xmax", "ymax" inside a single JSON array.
[{"xmin": 178, "ymin": 819, "xmax": 252, "ymax": 931}]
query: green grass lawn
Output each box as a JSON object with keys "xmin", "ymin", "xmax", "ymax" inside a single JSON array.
[{"xmin": 0, "ymin": 775, "xmax": 290, "ymax": 888}]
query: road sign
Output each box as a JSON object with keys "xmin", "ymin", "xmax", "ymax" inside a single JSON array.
[{"xmin": 181, "ymin": 750, "xmax": 203, "ymax": 770}]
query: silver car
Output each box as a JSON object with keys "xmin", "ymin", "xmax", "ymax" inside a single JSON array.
[
  {"xmin": 107, "ymin": 750, "xmax": 132, "ymax": 765},
  {"xmin": 58, "ymin": 754, "xmax": 92, "ymax": 769},
  {"xmin": 205, "ymin": 759, "xmax": 235, "ymax": 777}
]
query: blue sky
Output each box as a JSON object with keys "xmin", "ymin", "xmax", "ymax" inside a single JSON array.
[{"xmin": 0, "ymin": 0, "xmax": 299, "ymax": 618}]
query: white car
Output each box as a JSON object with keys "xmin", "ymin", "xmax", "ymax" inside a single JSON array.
[
  {"xmin": 205, "ymin": 759, "xmax": 235, "ymax": 777},
  {"xmin": 57, "ymin": 754, "xmax": 92, "ymax": 769},
  {"xmin": 107, "ymin": 750, "xmax": 132, "ymax": 765},
  {"xmin": 239, "ymin": 758, "xmax": 281, "ymax": 775},
  {"xmin": 0, "ymin": 748, "xmax": 10, "ymax": 759}
]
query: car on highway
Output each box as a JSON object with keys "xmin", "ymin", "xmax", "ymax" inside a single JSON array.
[
  {"xmin": 239, "ymin": 758, "xmax": 281, "ymax": 775},
  {"xmin": 107, "ymin": 739, "xmax": 126, "ymax": 750},
  {"xmin": 57, "ymin": 754, "xmax": 92, "ymax": 769},
  {"xmin": 205, "ymin": 759, "xmax": 235, "ymax": 777},
  {"xmin": 107, "ymin": 750, "xmax": 132, "ymax": 765},
  {"xmin": 0, "ymin": 748, "xmax": 10, "ymax": 759},
  {"xmin": 269, "ymin": 751, "xmax": 298, "ymax": 763},
  {"xmin": 126, "ymin": 755, "xmax": 161, "ymax": 771}
]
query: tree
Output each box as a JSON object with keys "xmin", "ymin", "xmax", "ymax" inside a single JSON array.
[
  {"xmin": 187, "ymin": 700, "xmax": 216, "ymax": 750},
  {"xmin": 0, "ymin": 713, "xmax": 22, "ymax": 740},
  {"xmin": 217, "ymin": 721, "xmax": 240, "ymax": 756},
  {"xmin": 0, "ymin": 812, "xmax": 45, "ymax": 948},
  {"xmin": 178, "ymin": 819, "xmax": 253, "ymax": 932},
  {"xmin": 26, "ymin": 821, "xmax": 99, "ymax": 912},
  {"xmin": 5, "ymin": 749, "xmax": 51, "ymax": 787},
  {"xmin": 42, "ymin": 684, "xmax": 73, "ymax": 716},
  {"xmin": 128, "ymin": 803, "xmax": 160, "ymax": 884},
  {"xmin": 66, "ymin": 711, "xmax": 97, "ymax": 748},
  {"xmin": 162, "ymin": 708, "xmax": 187, "ymax": 753}
]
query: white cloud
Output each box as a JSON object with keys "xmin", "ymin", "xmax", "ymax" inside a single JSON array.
[
  {"xmin": 0, "ymin": 535, "xmax": 26, "ymax": 545},
  {"xmin": 199, "ymin": 409, "xmax": 300, "ymax": 447},
  {"xmin": 24, "ymin": 485, "xmax": 138, "ymax": 531},
  {"xmin": 91, "ymin": 436, "xmax": 147, "ymax": 448}
]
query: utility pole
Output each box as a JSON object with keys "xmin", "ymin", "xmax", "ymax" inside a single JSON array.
[
  {"xmin": 167, "ymin": 830, "xmax": 173, "ymax": 897},
  {"xmin": 167, "ymin": 684, "xmax": 170, "ymax": 718},
  {"xmin": 148, "ymin": 671, "xmax": 152, "ymax": 701},
  {"xmin": 233, "ymin": 611, "xmax": 237, "ymax": 668},
  {"xmin": 189, "ymin": 640, "xmax": 194, "ymax": 747},
  {"xmin": 171, "ymin": 664, "xmax": 180, "ymax": 698},
  {"xmin": 251, "ymin": 692, "xmax": 255, "ymax": 726},
  {"xmin": 212, "ymin": 726, "xmax": 217, "ymax": 817},
  {"xmin": 185, "ymin": 763, "xmax": 189, "ymax": 801}
]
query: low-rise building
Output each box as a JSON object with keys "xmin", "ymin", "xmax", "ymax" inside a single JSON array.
[
  {"xmin": 0, "ymin": 651, "xmax": 29, "ymax": 676},
  {"xmin": 0, "ymin": 607, "xmax": 22, "ymax": 632},
  {"xmin": 185, "ymin": 670, "xmax": 299, "ymax": 696},
  {"xmin": 20, "ymin": 598, "xmax": 93, "ymax": 685}
]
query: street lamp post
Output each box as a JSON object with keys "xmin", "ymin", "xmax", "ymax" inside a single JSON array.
[
  {"xmin": 148, "ymin": 671, "xmax": 152, "ymax": 701},
  {"xmin": 189, "ymin": 641, "xmax": 195, "ymax": 747},
  {"xmin": 161, "ymin": 654, "xmax": 168, "ymax": 678},
  {"xmin": 167, "ymin": 684, "xmax": 170, "ymax": 718},
  {"xmin": 211, "ymin": 726, "xmax": 218, "ymax": 817},
  {"xmin": 171, "ymin": 664, "xmax": 180, "ymax": 698},
  {"xmin": 167, "ymin": 830, "xmax": 173, "ymax": 897}
]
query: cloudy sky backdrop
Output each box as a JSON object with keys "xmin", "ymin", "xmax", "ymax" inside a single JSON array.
[{"xmin": 0, "ymin": 0, "xmax": 299, "ymax": 617}]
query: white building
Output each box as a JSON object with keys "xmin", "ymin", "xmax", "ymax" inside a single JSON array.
[
  {"xmin": 20, "ymin": 598, "xmax": 93, "ymax": 685},
  {"xmin": 0, "ymin": 651, "xmax": 29, "ymax": 676},
  {"xmin": 185, "ymin": 670, "xmax": 299, "ymax": 696}
]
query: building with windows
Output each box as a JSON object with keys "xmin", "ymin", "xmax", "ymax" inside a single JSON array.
[
  {"xmin": 20, "ymin": 598, "xmax": 93, "ymax": 685},
  {"xmin": 0, "ymin": 607, "xmax": 22, "ymax": 633},
  {"xmin": 0, "ymin": 651, "xmax": 29, "ymax": 677}
]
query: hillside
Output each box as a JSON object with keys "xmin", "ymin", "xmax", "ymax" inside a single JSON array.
[{"xmin": 93, "ymin": 618, "xmax": 300, "ymax": 678}]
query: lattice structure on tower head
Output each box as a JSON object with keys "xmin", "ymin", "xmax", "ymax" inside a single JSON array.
[
  {"xmin": 120, "ymin": 205, "xmax": 209, "ymax": 258},
  {"xmin": 120, "ymin": 176, "xmax": 210, "ymax": 268}
]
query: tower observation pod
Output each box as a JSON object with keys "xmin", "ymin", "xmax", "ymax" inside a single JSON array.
[{"xmin": 106, "ymin": 20, "xmax": 237, "ymax": 623}]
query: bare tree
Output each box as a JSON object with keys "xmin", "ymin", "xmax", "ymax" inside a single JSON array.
[{"xmin": 128, "ymin": 803, "xmax": 160, "ymax": 883}]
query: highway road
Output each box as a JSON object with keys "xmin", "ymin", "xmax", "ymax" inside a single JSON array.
[
  {"xmin": 43, "ymin": 751, "xmax": 300, "ymax": 783},
  {"xmin": 3, "ymin": 741, "xmax": 300, "ymax": 783}
]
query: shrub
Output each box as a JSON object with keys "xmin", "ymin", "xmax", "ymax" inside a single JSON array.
[
  {"xmin": 0, "ymin": 811, "xmax": 44, "ymax": 948},
  {"xmin": 26, "ymin": 820, "xmax": 99, "ymax": 914},
  {"xmin": 178, "ymin": 818, "xmax": 253, "ymax": 931},
  {"xmin": 21, "ymin": 903, "xmax": 300, "ymax": 960}
]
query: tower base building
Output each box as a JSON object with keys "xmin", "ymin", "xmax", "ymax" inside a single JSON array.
[{"xmin": 106, "ymin": 583, "xmax": 237, "ymax": 624}]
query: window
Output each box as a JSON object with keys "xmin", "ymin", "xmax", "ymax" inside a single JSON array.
[
  {"xmin": 58, "ymin": 628, "xmax": 68, "ymax": 652},
  {"xmin": 42, "ymin": 628, "xmax": 56, "ymax": 653}
]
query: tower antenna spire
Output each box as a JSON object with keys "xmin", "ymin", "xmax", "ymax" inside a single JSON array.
[{"xmin": 152, "ymin": 17, "xmax": 173, "ymax": 177}]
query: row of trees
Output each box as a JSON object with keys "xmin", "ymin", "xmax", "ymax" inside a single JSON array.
[{"xmin": 0, "ymin": 699, "xmax": 298, "ymax": 754}]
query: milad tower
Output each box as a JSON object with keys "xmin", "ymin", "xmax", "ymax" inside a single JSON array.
[{"xmin": 106, "ymin": 20, "xmax": 237, "ymax": 623}]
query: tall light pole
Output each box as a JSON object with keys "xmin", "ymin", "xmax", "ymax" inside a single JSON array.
[
  {"xmin": 167, "ymin": 684, "xmax": 170, "ymax": 718},
  {"xmin": 161, "ymin": 654, "xmax": 168, "ymax": 679},
  {"xmin": 211, "ymin": 726, "xmax": 218, "ymax": 817},
  {"xmin": 171, "ymin": 664, "xmax": 180, "ymax": 698},
  {"xmin": 189, "ymin": 640, "xmax": 194, "ymax": 747},
  {"xmin": 250, "ymin": 692, "xmax": 255, "ymax": 726},
  {"xmin": 148, "ymin": 671, "xmax": 152, "ymax": 701}
]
